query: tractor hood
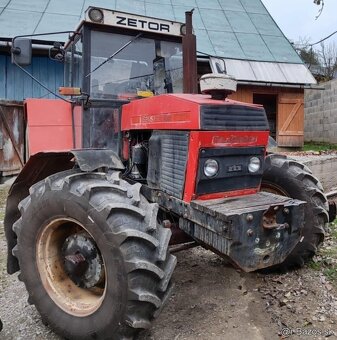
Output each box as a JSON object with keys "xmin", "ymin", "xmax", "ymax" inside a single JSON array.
[{"xmin": 121, "ymin": 94, "xmax": 269, "ymax": 132}]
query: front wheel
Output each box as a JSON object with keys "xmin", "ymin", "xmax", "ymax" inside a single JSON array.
[
  {"xmin": 261, "ymin": 154, "xmax": 329, "ymax": 269},
  {"xmin": 12, "ymin": 170, "xmax": 176, "ymax": 339}
]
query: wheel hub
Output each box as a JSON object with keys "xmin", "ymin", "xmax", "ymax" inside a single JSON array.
[{"xmin": 62, "ymin": 233, "xmax": 105, "ymax": 288}]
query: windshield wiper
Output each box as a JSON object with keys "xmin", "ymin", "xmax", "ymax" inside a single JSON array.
[{"xmin": 85, "ymin": 33, "xmax": 143, "ymax": 78}]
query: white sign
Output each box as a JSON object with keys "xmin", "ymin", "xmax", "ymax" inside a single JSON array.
[{"xmin": 85, "ymin": 7, "xmax": 184, "ymax": 37}]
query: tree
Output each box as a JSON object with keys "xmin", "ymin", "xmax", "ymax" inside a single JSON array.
[
  {"xmin": 318, "ymin": 42, "xmax": 337, "ymax": 80},
  {"xmin": 294, "ymin": 37, "xmax": 320, "ymax": 67},
  {"xmin": 294, "ymin": 38, "xmax": 337, "ymax": 82},
  {"xmin": 299, "ymin": 48, "xmax": 320, "ymax": 66}
]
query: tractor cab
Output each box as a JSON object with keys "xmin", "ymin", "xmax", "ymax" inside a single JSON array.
[
  {"xmin": 64, "ymin": 7, "xmax": 184, "ymax": 100},
  {"xmin": 59, "ymin": 7, "xmax": 188, "ymax": 150}
]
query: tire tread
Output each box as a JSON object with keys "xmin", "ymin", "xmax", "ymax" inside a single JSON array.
[{"xmin": 262, "ymin": 154, "xmax": 328, "ymax": 269}]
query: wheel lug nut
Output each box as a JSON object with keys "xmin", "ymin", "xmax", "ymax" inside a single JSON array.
[
  {"xmin": 246, "ymin": 214, "xmax": 253, "ymax": 222},
  {"xmin": 247, "ymin": 229, "xmax": 254, "ymax": 236}
]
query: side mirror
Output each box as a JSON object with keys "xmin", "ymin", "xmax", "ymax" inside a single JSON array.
[
  {"xmin": 11, "ymin": 38, "xmax": 32, "ymax": 66},
  {"xmin": 49, "ymin": 42, "xmax": 65, "ymax": 62}
]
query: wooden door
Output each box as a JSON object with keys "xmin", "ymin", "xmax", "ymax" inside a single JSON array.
[{"xmin": 277, "ymin": 94, "xmax": 304, "ymax": 147}]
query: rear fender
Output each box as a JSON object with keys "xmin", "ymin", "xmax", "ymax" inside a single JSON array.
[{"xmin": 5, "ymin": 149, "xmax": 124, "ymax": 274}]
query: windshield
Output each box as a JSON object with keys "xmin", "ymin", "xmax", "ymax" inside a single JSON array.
[{"xmin": 90, "ymin": 30, "xmax": 183, "ymax": 99}]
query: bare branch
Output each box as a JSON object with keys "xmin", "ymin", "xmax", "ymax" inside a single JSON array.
[
  {"xmin": 317, "ymin": 41, "xmax": 337, "ymax": 81},
  {"xmin": 314, "ymin": 0, "xmax": 325, "ymax": 20}
]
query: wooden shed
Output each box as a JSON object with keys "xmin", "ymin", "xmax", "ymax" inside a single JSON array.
[{"xmin": 230, "ymin": 86, "xmax": 305, "ymax": 147}]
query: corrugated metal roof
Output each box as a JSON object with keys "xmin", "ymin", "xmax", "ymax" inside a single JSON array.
[
  {"xmin": 0, "ymin": 0, "xmax": 303, "ymax": 64},
  {"xmin": 210, "ymin": 58, "xmax": 316, "ymax": 85}
]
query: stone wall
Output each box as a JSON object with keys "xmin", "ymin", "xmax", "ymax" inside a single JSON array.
[
  {"xmin": 293, "ymin": 155, "xmax": 337, "ymax": 192},
  {"xmin": 304, "ymin": 79, "xmax": 337, "ymax": 143}
]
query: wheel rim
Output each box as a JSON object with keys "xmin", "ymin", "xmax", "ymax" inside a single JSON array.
[
  {"xmin": 261, "ymin": 182, "xmax": 289, "ymax": 197},
  {"xmin": 36, "ymin": 218, "xmax": 106, "ymax": 317}
]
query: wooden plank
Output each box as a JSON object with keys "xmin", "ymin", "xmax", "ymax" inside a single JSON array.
[
  {"xmin": 278, "ymin": 132, "xmax": 304, "ymax": 136},
  {"xmin": 279, "ymin": 98, "xmax": 299, "ymax": 104},
  {"xmin": 277, "ymin": 135, "xmax": 304, "ymax": 147}
]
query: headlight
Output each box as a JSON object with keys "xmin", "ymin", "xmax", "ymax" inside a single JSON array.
[
  {"xmin": 204, "ymin": 159, "xmax": 219, "ymax": 177},
  {"xmin": 248, "ymin": 157, "xmax": 261, "ymax": 173}
]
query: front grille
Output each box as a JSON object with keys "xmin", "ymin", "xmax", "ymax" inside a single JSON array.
[
  {"xmin": 147, "ymin": 131, "xmax": 189, "ymax": 199},
  {"xmin": 200, "ymin": 104, "xmax": 269, "ymax": 131},
  {"xmin": 196, "ymin": 147, "xmax": 265, "ymax": 195}
]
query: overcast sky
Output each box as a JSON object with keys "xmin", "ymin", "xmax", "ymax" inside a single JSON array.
[{"xmin": 262, "ymin": 0, "xmax": 337, "ymax": 47}]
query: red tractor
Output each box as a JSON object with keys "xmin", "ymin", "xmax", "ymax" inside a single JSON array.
[{"xmin": 4, "ymin": 7, "xmax": 330, "ymax": 339}]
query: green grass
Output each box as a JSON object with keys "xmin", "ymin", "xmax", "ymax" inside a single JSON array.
[
  {"xmin": 0, "ymin": 186, "xmax": 9, "ymax": 221},
  {"xmin": 324, "ymin": 267, "xmax": 337, "ymax": 281},
  {"xmin": 307, "ymin": 219, "xmax": 337, "ymax": 287},
  {"xmin": 302, "ymin": 142, "xmax": 337, "ymax": 152},
  {"xmin": 330, "ymin": 227, "xmax": 337, "ymax": 240},
  {"xmin": 309, "ymin": 258, "xmax": 337, "ymax": 289},
  {"xmin": 307, "ymin": 260, "xmax": 321, "ymax": 270}
]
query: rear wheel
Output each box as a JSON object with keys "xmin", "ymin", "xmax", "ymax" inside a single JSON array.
[
  {"xmin": 261, "ymin": 154, "xmax": 329, "ymax": 269},
  {"xmin": 12, "ymin": 170, "xmax": 176, "ymax": 339}
]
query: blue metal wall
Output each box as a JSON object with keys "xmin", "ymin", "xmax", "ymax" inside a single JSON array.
[{"xmin": 0, "ymin": 54, "xmax": 64, "ymax": 101}]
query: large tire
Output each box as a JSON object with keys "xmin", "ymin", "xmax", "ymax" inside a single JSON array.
[
  {"xmin": 261, "ymin": 154, "xmax": 329, "ymax": 269},
  {"xmin": 12, "ymin": 170, "xmax": 176, "ymax": 339}
]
